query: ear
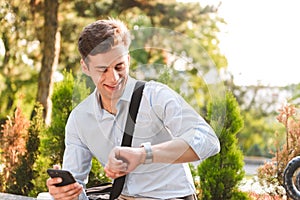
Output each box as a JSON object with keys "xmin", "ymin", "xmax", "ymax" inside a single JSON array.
[{"xmin": 81, "ymin": 59, "xmax": 90, "ymax": 76}]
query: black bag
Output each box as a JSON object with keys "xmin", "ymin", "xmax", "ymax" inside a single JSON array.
[
  {"xmin": 86, "ymin": 182, "xmax": 112, "ymax": 200},
  {"xmin": 86, "ymin": 81, "xmax": 145, "ymax": 200}
]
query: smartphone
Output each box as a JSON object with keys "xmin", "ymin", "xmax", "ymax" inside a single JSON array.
[{"xmin": 47, "ymin": 169, "xmax": 76, "ymax": 187}]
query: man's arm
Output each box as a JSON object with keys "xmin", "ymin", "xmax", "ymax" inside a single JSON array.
[
  {"xmin": 104, "ymin": 138, "xmax": 201, "ymax": 179},
  {"xmin": 47, "ymin": 112, "xmax": 92, "ymax": 200},
  {"xmin": 151, "ymin": 139, "xmax": 199, "ymax": 163}
]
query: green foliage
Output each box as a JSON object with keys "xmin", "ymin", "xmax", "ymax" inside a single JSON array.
[
  {"xmin": 29, "ymin": 71, "xmax": 91, "ymax": 195},
  {"xmin": 0, "ymin": 0, "xmax": 39, "ymax": 121},
  {"xmin": 86, "ymin": 158, "xmax": 111, "ymax": 188},
  {"xmin": 31, "ymin": 71, "xmax": 113, "ymax": 195},
  {"xmin": 237, "ymin": 109, "xmax": 283, "ymax": 158},
  {"xmin": 1, "ymin": 0, "xmax": 230, "ymax": 197},
  {"xmin": 6, "ymin": 103, "xmax": 44, "ymax": 196},
  {"xmin": 30, "ymin": 152, "xmax": 51, "ymax": 196},
  {"xmin": 44, "ymin": 70, "xmax": 91, "ymax": 166},
  {"xmin": 227, "ymin": 83, "xmax": 288, "ymax": 157},
  {"xmin": 197, "ymin": 91, "xmax": 249, "ymax": 200},
  {"xmin": 1, "ymin": 0, "xmax": 226, "ymax": 124}
]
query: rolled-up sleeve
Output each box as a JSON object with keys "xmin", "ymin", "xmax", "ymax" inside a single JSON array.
[
  {"xmin": 179, "ymin": 122, "xmax": 220, "ymax": 160},
  {"xmin": 149, "ymin": 82, "xmax": 220, "ymax": 161},
  {"xmin": 170, "ymin": 99, "xmax": 220, "ymax": 160}
]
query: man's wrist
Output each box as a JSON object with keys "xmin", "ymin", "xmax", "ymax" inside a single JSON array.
[{"xmin": 140, "ymin": 142, "xmax": 153, "ymax": 164}]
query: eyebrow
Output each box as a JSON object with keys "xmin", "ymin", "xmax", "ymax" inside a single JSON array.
[
  {"xmin": 93, "ymin": 61, "xmax": 125, "ymax": 69},
  {"xmin": 94, "ymin": 65, "xmax": 108, "ymax": 69}
]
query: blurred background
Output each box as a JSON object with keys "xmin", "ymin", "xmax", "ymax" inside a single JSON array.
[{"xmin": 1, "ymin": 0, "xmax": 299, "ymax": 198}]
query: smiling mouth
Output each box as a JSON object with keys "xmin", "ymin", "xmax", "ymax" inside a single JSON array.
[
  {"xmin": 106, "ymin": 85, "xmax": 119, "ymax": 90},
  {"xmin": 105, "ymin": 78, "xmax": 124, "ymax": 91}
]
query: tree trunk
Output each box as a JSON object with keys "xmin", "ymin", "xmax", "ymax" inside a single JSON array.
[{"xmin": 36, "ymin": 0, "xmax": 59, "ymax": 125}]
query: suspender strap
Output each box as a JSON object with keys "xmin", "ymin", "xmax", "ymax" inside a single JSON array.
[{"xmin": 109, "ymin": 81, "xmax": 145, "ymax": 200}]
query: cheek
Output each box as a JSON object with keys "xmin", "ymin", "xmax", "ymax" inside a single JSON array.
[
  {"xmin": 122, "ymin": 68, "xmax": 129, "ymax": 76},
  {"xmin": 92, "ymin": 73, "xmax": 104, "ymax": 85}
]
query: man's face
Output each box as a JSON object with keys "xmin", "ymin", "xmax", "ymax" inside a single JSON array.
[{"xmin": 82, "ymin": 45, "xmax": 130, "ymax": 102}]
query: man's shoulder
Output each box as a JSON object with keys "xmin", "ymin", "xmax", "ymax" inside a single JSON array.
[
  {"xmin": 144, "ymin": 80, "xmax": 175, "ymax": 97},
  {"xmin": 145, "ymin": 80, "xmax": 168, "ymax": 90},
  {"xmin": 72, "ymin": 90, "xmax": 96, "ymax": 114}
]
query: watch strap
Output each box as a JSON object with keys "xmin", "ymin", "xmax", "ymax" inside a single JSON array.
[{"xmin": 140, "ymin": 142, "xmax": 153, "ymax": 164}]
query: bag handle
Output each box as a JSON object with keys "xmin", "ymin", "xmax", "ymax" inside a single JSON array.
[{"xmin": 109, "ymin": 81, "xmax": 145, "ymax": 200}]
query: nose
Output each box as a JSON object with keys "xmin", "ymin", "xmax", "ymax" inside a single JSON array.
[{"xmin": 106, "ymin": 68, "xmax": 120, "ymax": 82}]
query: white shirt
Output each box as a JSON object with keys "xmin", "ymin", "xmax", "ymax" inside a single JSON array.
[{"xmin": 62, "ymin": 76, "xmax": 220, "ymax": 199}]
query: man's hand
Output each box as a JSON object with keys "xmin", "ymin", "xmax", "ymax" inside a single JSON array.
[
  {"xmin": 104, "ymin": 139, "xmax": 200, "ymax": 179},
  {"xmin": 46, "ymin": 165, "xmax": 83, "ymax": 200},
  {"xmin": 104, "ymin": 146, "xmax": 145, "ymax": 179}
]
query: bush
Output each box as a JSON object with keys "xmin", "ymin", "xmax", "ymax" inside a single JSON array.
[
  {"xmin": 31, "ymin": 71, "xmax": 111, "ymax": 194},
  {"xmin": 196, "ymin": 91, "xmax": 249, "ymax": 200},
  {"xmin": 31, "ymin": 71, "xmax": 91, "ymax": 194},
  {"xmin": 8, "ymin": 103, "xmax": 44, "ymax": 196},
  {"xmin": 257, "ymin": 104, "xmax": 300, "ymax": 198},
  {"xmin": 0, "ymin": 103, "xmax": 30, "ymax": 193}
]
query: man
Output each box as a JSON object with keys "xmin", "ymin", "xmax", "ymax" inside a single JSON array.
[{"xmin": 47, "ymin": 18, "xmax": 220, "ymax": 200}]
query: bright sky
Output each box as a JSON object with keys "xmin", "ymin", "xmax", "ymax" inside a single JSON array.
[{"xmin": 215, "ymin": 0, "xmax": 300, "ymax": 86}]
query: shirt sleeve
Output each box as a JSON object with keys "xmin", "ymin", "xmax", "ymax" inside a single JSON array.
[
  {"xmin": 149, "ymin": 82, "xmax": 220, "ymax": 161},
  {"xmin": 62, "ymin": 110, "xmax": 93, "ymax": 190}
]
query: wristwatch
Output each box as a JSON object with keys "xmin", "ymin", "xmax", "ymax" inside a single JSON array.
[{"xmin": 140, "ymin": 142, "xmax": 153, "ymax": 164}]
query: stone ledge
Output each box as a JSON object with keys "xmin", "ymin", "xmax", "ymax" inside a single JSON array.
[{"xmin": 0, "ymin": 193, "xmax": 36, "ymax": 200}]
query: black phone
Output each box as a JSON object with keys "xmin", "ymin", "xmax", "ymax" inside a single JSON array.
[{"xmin": 47, "ymin": 169, "xmax": 76, "ymax": 187}]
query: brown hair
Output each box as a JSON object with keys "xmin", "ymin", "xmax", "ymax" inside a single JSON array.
[{"xmin": 78, "ymin": 18, "xmax": 131, "ymax": 60}]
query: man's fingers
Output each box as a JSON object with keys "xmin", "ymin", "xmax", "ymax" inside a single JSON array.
[
  {"xmin": 49, "ymin": 182, "xmax": 82, "ymax": 200},
  {"xmin": 47, "ymin": 177, "xmax": 62, "ymax": 188},
  {"xmin": 53, "ymin": 164, "xmax": 61, "ymax": 170},
  {"xmin": 62, "ymin": 183, "xmax": 82, "ymax": 198},
  {"xmin": 104, "ymin": 147, "xmax": 131, "ymax": 179},
  {"xmin": 114, "ymin": 161, "xmax": 128, "ymax": 171},
  {"xmin": 104, "ymin": 167, "xmax": 127, "ymax": 179},
  {"xmin": 107, "ymin": 155, "xmax": 128, "ymax": 172}
]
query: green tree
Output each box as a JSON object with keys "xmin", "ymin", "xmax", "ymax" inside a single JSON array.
[
  {"xmin": 225, "ymin": 77, "xmax": 286, "ymax": 157},
  {"xmin": 0, "ymin": 0, "xmax": 40, "ymax": 122},
  {"xmin": 58, "ymin": 0, "xmax": 227, "ymax": 116},
  {"xmin": 1, "ymin": 0, "xmax": 226, "ymax": 125},
  {"xmin": 197, "ymin": 91, "xmax": 249, "ymax": 200},
  {"xmin": 0, "ymin": 0, "xmax": 229, "ymax": 194}
]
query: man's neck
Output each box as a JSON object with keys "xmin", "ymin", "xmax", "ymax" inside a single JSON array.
[{"xmin": 99, "ymin": 95, "xmax": 117, "ymax": 115}]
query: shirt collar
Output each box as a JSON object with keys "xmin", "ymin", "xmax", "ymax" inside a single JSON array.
[
  {"xmin": 91, "ymin": 76, "xmax": 137, "ymax": 119},
  {"xmin": 95, "ymin": 76, "xmax": 137, "ymax": 109},
  {"xmin": 119, "ymin": 76, "xmax": 137, "ymax": 102}
]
